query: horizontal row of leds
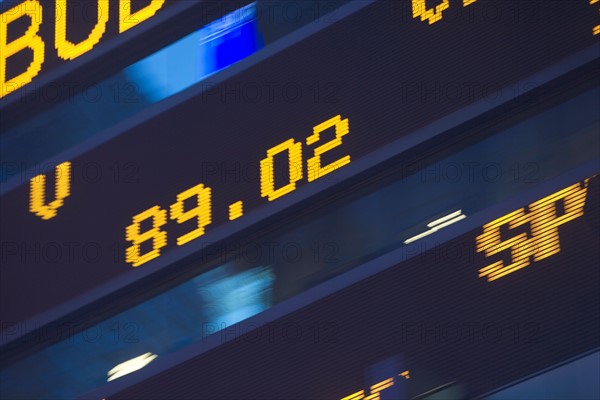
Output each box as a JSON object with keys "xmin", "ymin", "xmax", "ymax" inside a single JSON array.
[
  {"xmin": 592, "ymin": 0, "xmax": 600, "ymax": 35},
  {"xmin": 476, "ymin": 178, "xmax": 592, "ymax": 282},
  {"xmin": 228, "ymin": 201, "xmax": 244, "ymax": 221},
  {"xmin": 340, "ymin": 371, "xmax": 410, "ymax": 400}
]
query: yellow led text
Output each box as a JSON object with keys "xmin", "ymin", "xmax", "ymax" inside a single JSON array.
[
  {"xmin": 120, "ymin": 0, "xmax": 165, "ymax": 33},
  {"xmin": 260, "ymin": 139, "xmax": 303, "ymax": 201},
  {"xmin": 340, "ymin": 371, "xmax": 410, "ymax": 400},
  {"xmin": 170, "ymin": 184, "xmax": 212, "ymax": 246},
  {"xmin": 29, "ymin": 161, "xmax": 71, "ymax": 220},
  {"xmin": 412, "ymin": 0, "xmax": 449, "ymax": 25},
  {"xmin": 591, "ymin": 0, "xmax": 600, "ymax": 36},
  {"xmin": 126, "ymin": 115, "xmax": 352, "ymax": 267},
  {"xmin": 125, "ymin": 206, "xmax": 167, "ymax": 267},
  {"xmin": 55, "ymin": 0, "xmax": 109, "ymax": 60},
  {"xmin": 260, "ymin": 115, "xmax": 351, "ymax": 202},
  {"xmin": 306, "ymin": 115, "xmax": 351, "ymax": 182},
  {"xmin": 1, "ymin": 0, "xmax": 166, "ymax": 98},
  {"xmin": 476, "ymin": 179, "xmax": 590, "ymax": 281},
  {"xmin": 228, "ymin": 201, "xmax": 244, "ymax": 221},
  {"xmin": 1, "ymin": 0, "xmax": 44, "ymax": 98},
  {"xmin": 412, "ymin": 0, "xmax": 478, "ymax": 25}
]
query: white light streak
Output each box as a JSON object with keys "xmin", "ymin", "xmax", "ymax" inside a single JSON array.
[
  {"xmin": 404, "ymin": 210, "xmax": 467, "ymax": 244},
  {"xmin": 107, "ymin": 352, "xmax": 158, "ymax": 382}
]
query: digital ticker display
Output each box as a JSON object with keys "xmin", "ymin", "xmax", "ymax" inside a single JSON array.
[
  {"xmin": 99, "ymin": 174, "xmax": 600, "ymax": 400},
  {"xmin": 0, "ymin": 0, "xmax": 180, "ymax": 99},
  {"xmin": 1, "ymin": 0, "xmax": 599, "ymax": 328}
]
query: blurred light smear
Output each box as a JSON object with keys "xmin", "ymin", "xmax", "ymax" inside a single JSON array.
[{"xmin": 124, "ymin": 2, "xmax": 262, "ymax": 102}]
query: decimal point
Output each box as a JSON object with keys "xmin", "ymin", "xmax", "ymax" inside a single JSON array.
[{"xmin": 229, "ymin": 201, "xmax": 244, "ymax": 220}]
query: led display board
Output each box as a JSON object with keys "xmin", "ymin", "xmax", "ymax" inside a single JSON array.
[
  {"xmin": 95, "ymin": 174, "xmax": 600, "ymax": 399},
  {"xmin": 0, "ymin": 0, "xmax": 186, "ymax": 98},
  {"xmin": 1, "ymin": 0, "xmax": 599, "ymax": 328}
]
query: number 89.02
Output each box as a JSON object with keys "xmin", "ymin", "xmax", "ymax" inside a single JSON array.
[{"xmin": 125, "ymin": 115, "xmax": 351, "ymax": 267}]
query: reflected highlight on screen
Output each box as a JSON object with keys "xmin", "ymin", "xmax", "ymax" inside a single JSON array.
[{"xmin": 124, "ymin": 2, "xmax": 262, "ymax": 102}]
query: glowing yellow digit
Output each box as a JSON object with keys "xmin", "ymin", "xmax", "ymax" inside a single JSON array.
[
  {"xmin": 464, "ymin": 0, "xmax": 478, "ymax": 6},
  {"xmin": 29, "ymin": 161, "xmax": 71, "ymax": 220},
  {"xmin": 0, "ymin": 0, "xmax": 45, "ymax": 98},
  {"xmin": 260, "ymin": 139, "xmax": 303, "ymax": 201},
  {"xmin": 55, "ymin": 0, "xmax": 109, "ymax": 60},
  {"xmin": 306, "ymin": 115, "xmax": 350, "ymax": 182},
  {"xmin": 119, "ymin": 0, "xmax": 166, "ymax": 33},
  {"xmin": 170, "ymin": 183, "xmax": 212, "ymax": 245},
  {"xmin": 126, "ymin": 206, "xmax": 167, "ymax": 267},
  {"xmin": 412, "ymin": 0, "xmax": 449, "ymax": 25}
]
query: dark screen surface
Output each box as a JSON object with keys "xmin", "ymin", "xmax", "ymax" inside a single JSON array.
[
  {"xmin": 1, "ymin": 0, "xmax": 598, "ymax": 326},
  {"xmin": 97, "ymin": 174, "xmax": 600, "ymax": 400}
]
